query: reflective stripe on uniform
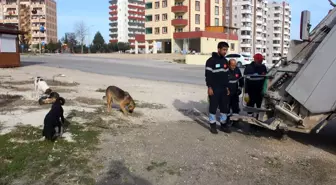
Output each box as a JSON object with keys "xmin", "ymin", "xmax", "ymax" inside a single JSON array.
[
  {"xmin": 206, "ymin": 67, "xmax": 229, "ymax": 73},
  {"xmin": 229, "ymin": 80, "xmax": 238, "ymax": 83},
  {"xmin": 246, "ymin": 76, "xmax": 264, "ymax": 81}
]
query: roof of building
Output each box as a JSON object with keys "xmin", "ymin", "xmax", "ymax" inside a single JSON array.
[{"xmin": 0, "ymin": 24, "xmax": 26, "ymax": 35}]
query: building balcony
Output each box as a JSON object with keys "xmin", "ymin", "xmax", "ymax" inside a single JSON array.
[
  {"xmin": 256, "ymin": 11, "xmax": 263, "ymax": 16},
  {"xmin": 109, "ymin": 17, "xmax": 118, "ymax": 21},
  {"xmin": 109, "ymin": 39, "xmax": 118, "ymax": 43},
  {"xmin": 171, "ymin": 5, "xmax": 188, "ymax": 13},
  {"xmin": 240, "ymin": 43, "xmax": 251, "ymax": 48},
  {"xmin": 128, "ymin": 16, "xmax": 145, "ymax": 21},
  {"xmin": 274, "ymin": 29, "xmax": 281, "ymax": 34},
  {"xmin": 128, "ymin": 4, "xmax": 145, "ymax": 10},
  {"xmin": 241, "ymin": 18, "xmax": 252, "ymax": 23},
  {"xmin": 241, "ymin": 26, "xmax": 251, "ymax": 31},
  {"xmin": 241, "ymin": 35, "xmax": 252, "ymax": 39},
  {"xmin": 31, "ymin": 3, "xmax": 45, "ymax": 8},
  {"xmin": 3, "ymin": 4, "xmax": 18, "ymax": 8},
  {"xmin": 3, "ymin": 19, "xmax": 19, "ymax": 23},
  {"xmin": 256, "ymin": 19, "xmax": 263, "ymax": 24},
  {"xmin": 128, "ymin": 10, "xmax": 145, "ymax": 15},
  {"xmin": 171, "ymin": 19, "xmax": 188, "ymax": 26},
  {"xmin": 241, "ymin": 9, "xmax": 252, "ymax": 14},
  {"xmin": 109, "ymin": 11, "xmax": 118, "ymax": 15},
  {"xmin": 31, "ymin": 18, "xmax": 46, "ymax": 23},
  {"xmin": 256, "ymin": 35, "xmax": 263, "ymax": 41},
  {"xmin": 109, "ymin": 5, "xmax": 117, "ymax": 9},
  {"xmin": 256, "ymin": 27, "xmax": 263, "ymax": 32},
  {"xmin": 32, "ymin": 33, "xmax": 46, "ymax": 38}
]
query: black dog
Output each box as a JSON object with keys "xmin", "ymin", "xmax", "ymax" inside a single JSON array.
[{"xmin": 42, "ymin": 97, "xmax": 65, "ymax": 141}]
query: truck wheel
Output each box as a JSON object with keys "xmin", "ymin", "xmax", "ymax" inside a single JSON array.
[{"xmin": 275, "ymin": 129, "xmax": 288, "ymax": 140}]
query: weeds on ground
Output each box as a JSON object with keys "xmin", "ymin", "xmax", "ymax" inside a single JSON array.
[{"xmin": 0, "ymin": 123, "xmax": 99, "ymax": 185}]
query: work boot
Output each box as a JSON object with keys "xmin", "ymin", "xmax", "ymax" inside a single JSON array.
[
  {"xmin": 210, "ymin": 123, "xmax": 218, "ymax": 134},
  {"xmin": 220, "ymin": 123, "xmax": 232, "ymax": 133}
]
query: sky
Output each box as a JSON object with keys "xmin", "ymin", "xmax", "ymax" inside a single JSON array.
[{"xmin": 56, "ymin": 0, "xmax": 333, "ymax": 44}]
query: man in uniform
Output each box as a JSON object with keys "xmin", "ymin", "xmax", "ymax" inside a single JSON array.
[
  {"xmin": 227, "ymin": 59, "xmax": 244, "ymax": 126},
  {"xmin": 243, "ymin": 53, "xmax": 267, "ymax": 118},
  {"xmin": 205, "ymin": 42, "xmax": 230, "ymax": 134}
]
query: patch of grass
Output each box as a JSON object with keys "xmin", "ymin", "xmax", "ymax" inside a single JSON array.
[
  {"xmin": 73, "ymin": 97, "xmax": 103, "ymax": 105},
  {"xmin": 134, "ymin": 100, "xmax": 166, "ymax": 109},
  {"xmin": 0, "ymin": 94, "xmax": 23, "ymax": 107},
  {"xmin": 0, "ymin": 84, "xmax": 31, "ymax": 91},
  {"xmin": 2, "ymin": 80, "xmax": 79, "ymax": 87},
  {"xmin": 0, "ymin": 123, "xmax": 100, "ymax": 184},
  {"xmin": 146, "ymin": 161, "xmax": 181, "ymax": 176},
  {"xmin": 264, "ymin": 156, "xmax": 283, "ymax": 169},
  {"xmin": 95, "ymin": 88, "xmax": 105, "ymax": 93},
  {"xmin": 45, "ymin": 80, "xmax": 79, "ymax": 87},
  {"xmin": 146, "ymin": 161, "xmax": 167, "ymax": 171},
  {"xmin": 173, "ymin": 59, "xmax": 186, "ymax": 64}
]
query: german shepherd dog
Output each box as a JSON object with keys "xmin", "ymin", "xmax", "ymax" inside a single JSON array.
[
  {"xmin": 103, "ymin": 86, "xmax": 136, "ymax": 115},
  {"xmin": 42, "ymin": 97, "xmax": 65, "ymax": 141}
]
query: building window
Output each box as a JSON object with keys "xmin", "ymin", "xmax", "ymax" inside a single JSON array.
[
  {"xmin": 175, "ymin": 28, "xmax": 183, "ymax": 32},
  {"xmin": 162, "ymin": 13, "xmax": 167, "ymax": 21},
  {"xmin": 195, "ymin": 14, "xmax": 200, "ymax": 24},
  {"xmin": 155, "ymin": 2, "xmax": 159, "ymax": 9},
  {"xmin": 162, "ymin": 27, "xmax": 168, "ymax": 34},
  {"xmin": 155, "ymin": 14, "xmax": 160, "ymax": 21},
  {"xmin": 215, "ymin": 6, "xmax": 219, "ymax": 15},
  {"xmin": 230, "ymin": 43, "xmax": 235, "ymax": 51},
  {"xmin": 215, "ymin": 0, "xmax": 219, "ymax": 3},
  {"xmin": 215, "ymin": 18, "xmax": 219, "ymax": 26},
  {"xmin": 146, "ymin": 27, "xmax": 153, "ymax": 34},
  {"xmin": 195, "ymin": 27, "xmax": 200, "ymax": 31},
  {"xmin": 155, "ymin": 27, "xmax": 160, "ymax": 34},
  {"xmin": 195, "ymin": 1, "xmax": 200, "ymax": 11},
  {"xmin": 145, "ymin": 3, "xmax": 152, "ymax": 9},
  {"xmin": 162, "ymin": 0, "xmax": 167, "ymax": 8}
]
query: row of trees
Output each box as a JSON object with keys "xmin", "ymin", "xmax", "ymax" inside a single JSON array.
[{"xmin": 31, "ymin": 21, "xmax": 131, "ymax": 54}]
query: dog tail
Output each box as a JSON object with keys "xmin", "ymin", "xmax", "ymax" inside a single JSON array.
[{"xmin": 102, "ymin": 96, "xmax": 106, "ymax": 100}]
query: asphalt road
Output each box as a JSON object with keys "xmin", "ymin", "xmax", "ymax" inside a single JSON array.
[
  {"xmin": 21, "ymin": 55, "xmax": 207, "ymax": 85},
  {"xmin": 21, "ymin": 54, "xmax": 246, "ymax": 85}
]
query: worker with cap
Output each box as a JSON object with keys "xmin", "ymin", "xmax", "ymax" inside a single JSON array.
[
  {"xmin": 243, "ymin": 53, "xmax": 267, "ymax": 118},
  {"xmin": 205, "ymin": 41, "xmax": 231, "ymax": 134}
]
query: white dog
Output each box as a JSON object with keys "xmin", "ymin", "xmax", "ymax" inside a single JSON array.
[{"xmin": 34, "ymin": 76, "xmax": 52, "ymax": 99}]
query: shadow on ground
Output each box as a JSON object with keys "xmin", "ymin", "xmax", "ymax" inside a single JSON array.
[
  {"xmin": 287, "ymin": 120, "xmax": 336, "ymax": 155},
  {"xmin": 20, "ymin": 61, "xmax": 46, "ymax": 67},
  {"xmin": 172, "ymin": 99, "xmax": 336, "ymax": 155},
  {"xmin": 96, "ymin": 160, "xmax": 152, "ymax": 185}
]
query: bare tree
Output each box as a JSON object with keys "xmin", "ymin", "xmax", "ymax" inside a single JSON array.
[{"xmin": 74, "ymin": 21, "xmax": 88, "ymax": 54}]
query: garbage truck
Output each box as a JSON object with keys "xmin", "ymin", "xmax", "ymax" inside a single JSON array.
[{"xmin": 231, "ymin": 6, "xmax": 336, "ymax": 135}]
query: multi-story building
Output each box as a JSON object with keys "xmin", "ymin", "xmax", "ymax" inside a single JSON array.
[
  {"xmin": 0, "ymin": 0, "xmax": 57, "ymax": 46},
  {"xmin": 232, "ymin": 0, "xmax": 268, "ymax": 57},
  {"xmin": 109, "ymin": 0, "xmax": 146, "ymax": 49},
  {"xmin": 142, "ymin": 0, "xmax": 239, "ymax": 54},
  {"xmin": 266, "ymin": 1, "xmax": 291, "ymax": 64}
]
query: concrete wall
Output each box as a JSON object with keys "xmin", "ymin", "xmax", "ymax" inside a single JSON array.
[
  {"xmin": 186, "ymin": 54, "xmax": 210, "ymax": 65},
  {"xmin": 200, "ymin": 37, "xmax": 239, "ymax": 54}
]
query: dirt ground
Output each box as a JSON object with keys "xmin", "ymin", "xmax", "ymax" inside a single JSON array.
[{"xmin": 1, "ymin": 66, "xmax": 336, "ymax": 185}]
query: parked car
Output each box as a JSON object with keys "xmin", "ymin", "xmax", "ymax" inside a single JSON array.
[{"xmin": 225, "ymin": 53, "xmax": 253, "ymax": 67}]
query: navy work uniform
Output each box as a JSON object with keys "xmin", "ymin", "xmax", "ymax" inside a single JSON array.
[
  {"xmin": 205, "ymin": 52, "xmax": 230, "ymax": 132},
  {"xmin": 243, "ymin": 60, "xmax": 267, "ymax": 116},
  {"xmin": 227, "ymin": 67, "xmax": 244, "ymax": 119}
]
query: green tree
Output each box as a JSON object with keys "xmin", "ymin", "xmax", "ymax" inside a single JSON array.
[
  {"xmin": 92, "ymin": 31, "xmax": 105, "ymax": 53},
  {"xmin": 117, "ymin": 42, "xmax": 130, "ymax": 52}
]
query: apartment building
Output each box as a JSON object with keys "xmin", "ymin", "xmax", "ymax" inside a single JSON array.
[
  {"xmin": 109, "ymin": 0, "xmax": 146, "ymax": 49},
  {"xmin": 266, "ymin": 1, "xmax": 291, "ymax": 63},
  {"xmin": 0, "ymin": 0, "xmax": 57, "ymax": 46},
  {"xmin": 232, "ymin": 0, "xmax": 268, "ymax": 57},
  {"xmin": 143, "ymin": 0, "xmax": 239, "ymax": 54}
]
